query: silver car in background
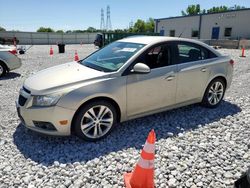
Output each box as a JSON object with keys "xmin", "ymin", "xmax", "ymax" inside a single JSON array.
[
  {"xmin": 0, "ymin": 45, "xmax": 21, "ymax": 77},
  {"xmin": 16, "ymin": 36, "xmax": 234, "ymax": 141}
]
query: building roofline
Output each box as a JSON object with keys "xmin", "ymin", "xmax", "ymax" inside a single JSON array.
[{"xmin": 154, "ymin": 7, "xmax": 250, "ymax": 21}]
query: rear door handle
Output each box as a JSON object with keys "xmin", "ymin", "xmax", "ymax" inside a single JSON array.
[
  {"xmin": 165, "ymin": 75, "xmax": 175, "ymax": 81},
  {"xmin": 201, "ymin": 68, "xmax": 207, "ymax": 72}
]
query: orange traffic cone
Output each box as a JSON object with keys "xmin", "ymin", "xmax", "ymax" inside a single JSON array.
[
  {"xmin": 240, "ymin": 48, "xmax": 246, "ymax": 57},
  {"xmin": 124, "ymin": 130, "xmax": 156, "ymax": 188},
  {"xmin": 74, "ymin": 50, "xmax": 79, "ymax": 61},
  {"xmin": 49, "ymin": 46, "xmax": 53, "ymax": 55}
]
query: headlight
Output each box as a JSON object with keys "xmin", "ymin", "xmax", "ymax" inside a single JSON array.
[{"xmin": 33, "ymin": 94, "xmax": 62, "ymax": 107}]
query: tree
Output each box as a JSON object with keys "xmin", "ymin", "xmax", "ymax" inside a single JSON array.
[
  {"xmin": 183, "ymin": 4, "xmax": 246, "ymax": 15},
  {"xmin": 207, "ymin": 6, "xmax": 228, "ymax": 13},
  {"xmin": 145, "ymin": 18, "xmax": 155, "ymax": 33},
  {"xmin": 56, "ymin": 30, "xmax": 64, "ymax": 33},
  {"xmin": 133, "ymin": 19, "xmax": 146, "ymax": 32},
  {"xmin": 37, "ymin": 27, "xmax": 54, "ymax": 32},
  {"xmin": 182, "ymin": 4, "xmax": 201, "ymax": 16},
  {"xmin": 86, "ymin": 27, "xmax": 97, "ymax": 32},
  {"xmin": 233, "ymin": 4, "xmax": 246, "ymax": 10},
  {"xmin": 0, "ymin": 26, "xmax": 6, "ymax": 32}
]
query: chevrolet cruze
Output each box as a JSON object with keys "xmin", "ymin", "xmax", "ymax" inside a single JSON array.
[{"xmin": 16, "ymin": 36, "xmax": 233, "ymax": 141}]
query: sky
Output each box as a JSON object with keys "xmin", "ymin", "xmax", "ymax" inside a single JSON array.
[{"xmin": 0, "ymin": 0, "xmax": 250, "ymax": 32}]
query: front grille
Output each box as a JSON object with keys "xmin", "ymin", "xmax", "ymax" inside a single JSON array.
[
  {"xmin": 33, "ymin": 121, "xmax": 57, "ymax": 131},
  {"xmin": 18, "ymin": 95, "xmax": 27, "ymax": 106}
]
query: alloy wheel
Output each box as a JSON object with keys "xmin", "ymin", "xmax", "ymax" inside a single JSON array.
[
  {"xmin": 208, "ymin": 81, "xmax": 224, "ymax": 105},
  {"xmin": 80, "ymin": 105, "xmax": 114, "ymax": 139}
]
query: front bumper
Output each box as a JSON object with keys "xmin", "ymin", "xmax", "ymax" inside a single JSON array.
[{"xmin": 16, "ymin": 100, "xmax": 75, "ymax": 136}]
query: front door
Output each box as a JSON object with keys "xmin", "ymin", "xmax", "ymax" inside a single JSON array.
[
  {"xmin": 212, "ymin": 27, "xmax": 220, "ymax": 39},
  {"xmin": 126, "ymin": 43, "xmax": 177, "ymax": 117}
]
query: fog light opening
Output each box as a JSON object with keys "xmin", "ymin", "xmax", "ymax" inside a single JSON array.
[{"xmin": 33, "ymin": 121, "xmax": 57, "ymax": 131}]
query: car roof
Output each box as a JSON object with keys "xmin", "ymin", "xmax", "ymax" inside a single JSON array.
[{"xmin": 118, "ymin": 36, "xmax": 221, "ymax": 56}]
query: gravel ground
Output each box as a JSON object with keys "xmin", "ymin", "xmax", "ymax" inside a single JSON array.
[{"xmin": 0, "ymin": 45, "xmax": 249, "ymax": 188}]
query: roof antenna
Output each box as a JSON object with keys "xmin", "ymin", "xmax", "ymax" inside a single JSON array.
[{"xmin": 179, "ymin": 28, "xmax": 186, "ymax": 38}]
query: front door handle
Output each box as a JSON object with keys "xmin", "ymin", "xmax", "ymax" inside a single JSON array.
[
  {"xmin": 165, "ymin": 75, "xmax": 175, "ymax": 81},
  {"xmin": 201, "ymin": 68, "xmax": 207, "ymax": 72}
]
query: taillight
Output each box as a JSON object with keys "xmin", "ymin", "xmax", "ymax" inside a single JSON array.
[
  {"xmin": 9, "ymin": 49, "xmax": 17, "ymax": 55},
  {"xmin": 229, "ymin": 59, "xmax": 235, "ymax": 67}
]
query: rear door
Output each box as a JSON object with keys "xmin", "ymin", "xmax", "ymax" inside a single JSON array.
[{"xmin": 174, "ymin": 42, "xmax": 213, "ymax": 103}]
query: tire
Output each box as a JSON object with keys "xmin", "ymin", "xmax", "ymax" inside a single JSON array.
[
  {"xmin": 201, "ymin": 78, "xmax": 226, "ymax": 108},
  {"xmin": 73, "ymin": 100, "xmax": 117, "ymax": 141},
  {"xmin": 0, "ymin": 62, "xmax": 7, "ymax": 77}
]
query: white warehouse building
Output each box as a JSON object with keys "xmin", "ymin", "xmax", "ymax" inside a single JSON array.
[{"xmin": 155, "ymin": 8, "xmax": 250, "ymax": 40}]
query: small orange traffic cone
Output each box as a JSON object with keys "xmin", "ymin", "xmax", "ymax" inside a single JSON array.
[
  {"xmin": 49, "ymin": 46, "xmax": 53, "ymax": 55},
  {"xmin": 124, "ymin": 130, "xmax": 156, "ymax": 188},
  {"xmin": 74, "ymin": 50, "xmax": 79, "ymax": 61},
  {"xmin": 240, "ymin": 48, "xmax": 246, "ymax": 57}
]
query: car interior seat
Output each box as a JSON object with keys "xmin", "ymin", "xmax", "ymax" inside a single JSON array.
[
  {"xmin": 156, "ymin": 47, "xmax": 170, "ymax": 67},
  {"xmin": 188, "ymin": 49, "xmax": 201, "ymax": 61}
]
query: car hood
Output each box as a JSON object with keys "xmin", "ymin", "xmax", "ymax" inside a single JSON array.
[{"xmin": 24, "ymin": 62, "xmax": 108, "ymax": 95}]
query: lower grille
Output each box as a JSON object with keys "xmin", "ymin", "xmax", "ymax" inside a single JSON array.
[
  {"xmin": 18, "ymin": 95, "xmax": 27, "ymax": 106},
  {"xmin": 33, "ymin": 121, "xmax": 57, "ymax": 131}
]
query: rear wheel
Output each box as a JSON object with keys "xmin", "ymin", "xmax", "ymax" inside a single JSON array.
[
  {"xmin": 0, "ymin": 62, "xmax": 7, "ymax": 77},
  {"xmin": 74, "ymin": 100, "xmax": 117, "ymax": 141},
  {"xmin": 201, "ymin": 78, "xmax": 226, "ymax": 108}
]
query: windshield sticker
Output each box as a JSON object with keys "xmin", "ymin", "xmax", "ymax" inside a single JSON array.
[{"xmin": 117, "ymin": 48, "xmax": 137, "ymax": 52}]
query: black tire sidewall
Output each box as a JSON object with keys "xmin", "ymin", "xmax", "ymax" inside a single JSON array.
[
  {"xmin": 74, "ymin": 100, "xmax": 117, "ymax": 141},
  {"xmin": 0, "ymin": 62, "xmax": 7, "ymax": 77},
  {"xmin": 202, "ymin": 78, "xmax": 226, "ymax": 108}
]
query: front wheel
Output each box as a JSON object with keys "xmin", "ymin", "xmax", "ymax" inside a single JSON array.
[
  {"xmin": 74, "ymin": 100, "xmax": 117, "ymax": 141},
  {"xmin": 201, "ymin": 78, "xmax": 226, "ymax": 108}
]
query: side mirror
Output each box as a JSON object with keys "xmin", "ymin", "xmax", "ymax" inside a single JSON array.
[{"xmin": 131, "ymin": 63, "xmax": 151, "ymax": 74}]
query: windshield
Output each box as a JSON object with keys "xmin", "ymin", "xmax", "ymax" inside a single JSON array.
[{"xmin": 81, "ymin": 42, "xmax": 145, "ymax": 72}]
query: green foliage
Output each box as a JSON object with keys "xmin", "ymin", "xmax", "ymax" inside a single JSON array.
[
  {"xmin": 145, "ymin": 18, "xmax": 155, "ymax": 33},
  {"xmin": 56, "ymin": 30, "xmax": 64, "ymax": 33},
  {"xmin": 66, "ymin": 30, "xmax": 72, "ymax": 33},
  {"xmin": 182, "ymin": 4, "xmax": 247, "ymax": 15},
  {"xmin": 0, "ymin": 26, "xmax": 6, "ymax": 32},
  {"xmin": 86, "ymin": 27, "xmax": 97, "ymax": 32},
  {"xmin": 37, "ymin": 27, "xmax": 54, "ymax": 32},
  {"xmin": 207, "ymin": 6, "xmax": 228, "ymax": 13},
  {"xmin": 133, "ymin": 19, "xmax": 146, "ymax": 32},
  {"xmin": 132, "ymin": 18, "xmax": 155, "ymax": 33},
  {"xmin": 182, "ymin": 4, "xmax": 202, "ymax": 16}
]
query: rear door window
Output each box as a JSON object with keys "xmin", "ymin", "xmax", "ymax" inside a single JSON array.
[{"xmin": 176, "ymin": 42, "xmax": 217, "ymax": 64}]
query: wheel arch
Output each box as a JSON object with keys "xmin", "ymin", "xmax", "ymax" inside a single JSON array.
[
  {"xmin": 70, "ymin": 96, "xmax": 121, "ymax": 134},
  {"xmin": 0, "ymin": 59, "xmax": 9, "ymax": 72},
  {"xmin": 203, "ymin": 75, "xmax": 227, "ymax": 99},
  {"xmin": 207, "ymin": 75, "xmax": 227, "ymax": 89}
]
